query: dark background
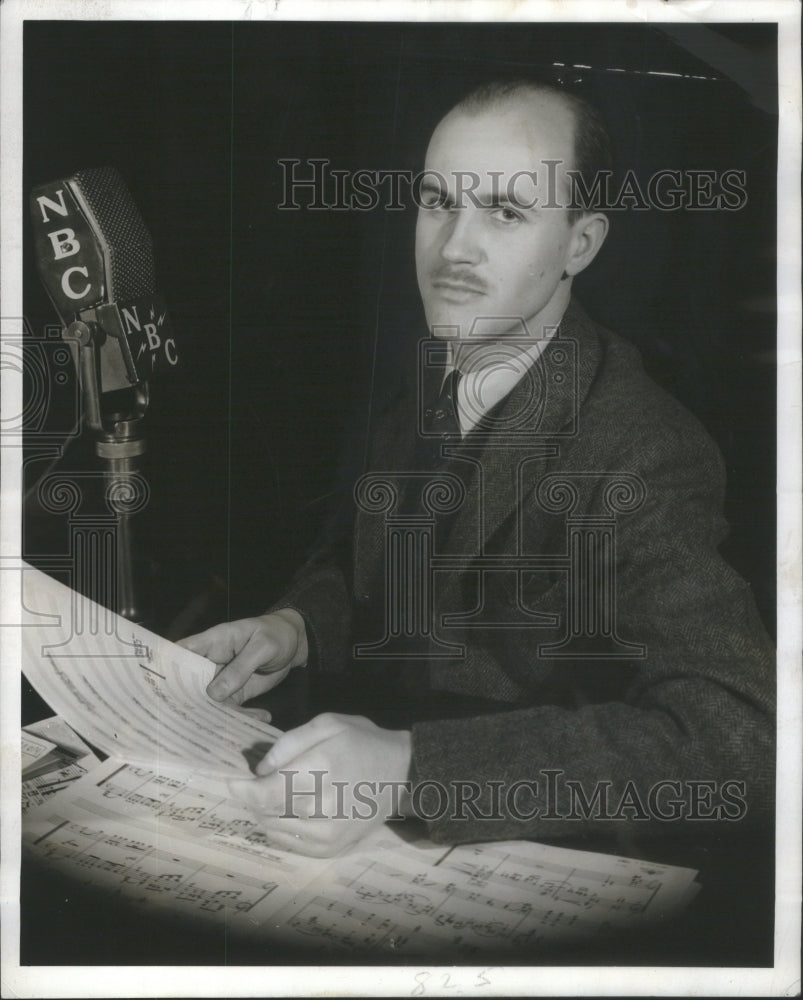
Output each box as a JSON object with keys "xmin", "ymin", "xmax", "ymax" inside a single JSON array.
[
  {"xmin": 20, "ymin": 19, "xmax": 777, "ymax": 968},
  {"xmin": 22, "ymin": 20, "xmax": 777, "ymax": 638}
]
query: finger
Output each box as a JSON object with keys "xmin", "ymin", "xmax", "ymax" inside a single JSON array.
[
  {"xmin": 249, "ymin": 818, "xmax": 321, "ymax": 856},
  {"xmin": 228, "ymin": 774, "xmax": 287, "ymax": 814},
  {"xmin": 255, "ymin": 824, "xmax": 339, "ymax": 858},
  {"xmin": 257, "ymin": 714, "xmax": 344, "ymax": 773},
  {"xmin": 230, "ymin": 705, "xmax": 272, "ymax": 724},
  {"xmin": 238, "ymin": 664, "xmax": 291, "ymax": 703},
  {"xmin": 259, "ymin": 815, "xmax": 359, "ymax": 858},
  {"xmin": 177, "ymin": 625, "xmax": 235, "ymax": 660},
  {"xmin": 206, "ymin": 630, "xmax": 283, "ymax": 701}
]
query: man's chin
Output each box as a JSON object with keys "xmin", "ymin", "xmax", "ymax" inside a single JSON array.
[
  {"xmin": 426, "ymin": 315, "xmax": 529, "ymax": 343},
  {"xmin": 424, "ymin": 308, "xmax": 500, "ymax": 341}
]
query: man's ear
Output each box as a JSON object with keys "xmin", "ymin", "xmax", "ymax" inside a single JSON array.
[{"xmin": 564, "ymin": 212, "xmax": 609, "ymax": 278}]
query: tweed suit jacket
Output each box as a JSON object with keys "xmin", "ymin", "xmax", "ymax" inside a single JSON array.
[{"xmin": 278, "ymin": 300, "xmax": 776, "ymax": 844}]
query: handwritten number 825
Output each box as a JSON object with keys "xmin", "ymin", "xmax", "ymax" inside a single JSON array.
[{"xmin": 412, "ymin": 969, "xmax": 492, "ymax": 995}]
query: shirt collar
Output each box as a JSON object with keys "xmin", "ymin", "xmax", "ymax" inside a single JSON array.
[{"xmin": 444, "ymin": 328, "xmax": 558, "ymax": 437}]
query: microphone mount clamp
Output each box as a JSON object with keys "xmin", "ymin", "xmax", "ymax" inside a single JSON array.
[{"xmin": 63, "ymin": 317, "xmax": 149, "ymax": 624}]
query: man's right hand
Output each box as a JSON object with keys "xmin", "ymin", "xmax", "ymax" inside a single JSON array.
[{"xmin": 178, "ymin": 609, "xmax": 308, "ymax": 705}]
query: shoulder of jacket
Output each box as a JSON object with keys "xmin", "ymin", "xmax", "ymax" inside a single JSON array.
[{"xmin": 568, "ymin": 305, "xmax": 724, "ymax": 472}]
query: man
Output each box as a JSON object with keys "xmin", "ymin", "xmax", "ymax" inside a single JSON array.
[{"xmin": 181, "ymin": 81, "xmax": 775, "ymax": 857}]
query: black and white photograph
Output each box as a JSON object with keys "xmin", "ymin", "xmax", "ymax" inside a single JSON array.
[{"xmin": 1, "ymin": 1, "xmax": 800, "ymax": 995}]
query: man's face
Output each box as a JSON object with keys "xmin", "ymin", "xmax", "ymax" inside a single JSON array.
[{"xmin": 415, "ymin": 96, "xmax": 580, "ymax": 346}]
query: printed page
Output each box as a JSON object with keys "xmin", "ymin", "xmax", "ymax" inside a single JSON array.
[
  {"xmin": 21, "ymin": 732, "xmax": 56, "ymax": 773},
  {"xmin": 22, "ymin": 757, "xmax": 700, "ymax": 958},
  {"xmin": 21, "ymin": 757, "xmax": 444, "ymax": 939},
  {"xmin": 22, "ymin": 758, "xmax": 100, "ymax": 815},
  {"xmin": 440, "ymin": 840, "xmax": 701, "ymax": 930},
  {"xmin": 23, "ymin": 779, "xmax": 307, "ymax": 937},
  {"xmin": 24, "ymin": 714, "xmax": 102, "ymax": 761},
  {"xmin": 20, "ymin": 564, "xmax": 281, "ymax": 776},
  {"xmin": 24, "ymin": 757, "xmax": 328, "ymax": 885},
  {"xmin": 268, "ymin": 838, "xmax": 699, "ymax": 957},
  {"xmin": 21, "ymin": 716, "xmax": 102, "ymax": 813},
  {"xmin": 23, "ymin": 757, "xmax": 441, "ymax": 884}
]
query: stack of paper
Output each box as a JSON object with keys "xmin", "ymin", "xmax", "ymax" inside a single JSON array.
[
  {"xmin": 20, "ymin": 564, "xmax": 700, "ymax": 955},
  {"xmin": 22, "ymin": 716, "xmax": 101, "ymax": 813}
]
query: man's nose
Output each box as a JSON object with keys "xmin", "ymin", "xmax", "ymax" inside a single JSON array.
[{"xmin": 439, "ymin": 210, "xmax": 482, "ymax": 264}]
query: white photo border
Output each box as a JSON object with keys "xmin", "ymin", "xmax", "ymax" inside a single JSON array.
[{"xmin": 1, "ymin": 1, "xmax": 800, "ymax": 996}]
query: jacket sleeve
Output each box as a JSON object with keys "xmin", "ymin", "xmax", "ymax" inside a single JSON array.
[
  {"xmin": 267, "ymin": 477, "xmax": 358, "ymax": 676},
  {"xmin": 269, "ymin": 553, "xmax": 352, "ymax": 676},
  {"xmin": 268, "ymin": 388, "xmax": 403, "ymax": 676},
  {"xmin": 408, "ymin": 417, "xmax": 776, "ymax": 844}
]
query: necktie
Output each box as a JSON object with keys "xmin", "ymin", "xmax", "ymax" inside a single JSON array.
[
  {"xmin": 382, "ymin": 369, "xmax": 462, "ymax": 695},
  {"xmin": 399, "ymin": 368, "xmax": 462, "ymax": 520},
  {"xmin": 419, "ymin": 369, "xmax": 462, "ymax": 469}
]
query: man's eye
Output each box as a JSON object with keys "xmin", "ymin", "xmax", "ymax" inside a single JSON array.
[
  {"xmin": 420, "ymin": 193, "xmax": 449, "ymax": 210},
  {"xmin": 492, "ymin": 206, "xmax": 523, "ymax": 223}
]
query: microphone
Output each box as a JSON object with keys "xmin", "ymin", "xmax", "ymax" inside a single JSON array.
[
  {"xmin": 28, "ymin": 166, "xmax": 176, "ymax": 624},
  {"xmin": 29, "ymin": 166, "xmax": 178, "ymax": 395}
]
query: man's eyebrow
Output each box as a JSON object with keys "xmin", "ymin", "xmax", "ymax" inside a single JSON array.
[
  {"xmin": 480, "ymin": 191, "xmax": 538, "ymax": 212},
  {"xmin": 419, "ymin": 179, "xmax": 454, "ymax": 204},
  {"xmin": 418, "ymin": 180, "xmax": 539, "ymax": 212}
]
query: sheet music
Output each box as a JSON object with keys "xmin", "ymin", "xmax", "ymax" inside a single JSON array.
[
  {"xmin": 30, "ymin": 757, "xmax": 334, "ymax": 883},
  {"xmin": 23, "ymin": 789, "xmax": 305, "ymax": 936},
  {"xmin": 22, "ymin": 761, "xmax": 98, "ymax": 814},
  {"xmin": 24, "ymin": 714, "xmax": 102, "ymax": 761},
  {"xmin": 21, "ymin": 731, "xmax": 56, "ymax": 772},
  {"xmin": 24, "ymin": 758, "xmax": 698, "ymax": 957},
  {"xmin": 20, "ymin": 564, "xmax": 281, "ymax": 776},
  {"xmin": 22, "ymin": 716, "xmax": 102, "ymax": 813},
  {"xmin": 439, "ymin": 840, "xmax": 700, "ymax": 934},
  {"xmin": 22, "ymin": 758, "xmax": 441, "ymax": 937},
  {"xmin": 267, "ymin": 840, "xmax": 699, "ymax": 957},
  {"xmin": 19, "ymin": 565, "xmax": 701, "ymax": 955}
]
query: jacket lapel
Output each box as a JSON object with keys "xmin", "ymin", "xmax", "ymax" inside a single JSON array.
[
  {"xmin": 352, "ymin": 376, "xmax": 417, "ymax": 598},
  {"xmin": 353, "ymin": 300, "xmax": 604, "ymax": 617},
  {"xmin": 440, "ymin": 300, "xmax": 603, "ymax": 563}
]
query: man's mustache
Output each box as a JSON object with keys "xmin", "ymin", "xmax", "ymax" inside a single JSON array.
[{"xmin": 429, "ymin": 267, "xmax": 487, "ymax": 293}]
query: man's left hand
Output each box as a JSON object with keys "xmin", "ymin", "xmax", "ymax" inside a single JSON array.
[{"xmin": 228, "ymin": 713, "xmax": 413, "ymax": 857}]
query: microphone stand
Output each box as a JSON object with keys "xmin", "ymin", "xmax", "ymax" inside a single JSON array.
[{"xmin": 64, "ymin": 318, "xmax": 148, "ymax": 624}]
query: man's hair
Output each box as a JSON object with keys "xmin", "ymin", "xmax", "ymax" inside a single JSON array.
[{"xmin": 451, "ymin": 79, "xmax": 613, "ymax": 221}]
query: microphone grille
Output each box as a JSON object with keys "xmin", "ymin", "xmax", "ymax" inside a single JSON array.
[{"xmin": 72, "ymin": 166, "xmax": 156, "ymax": 301}]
